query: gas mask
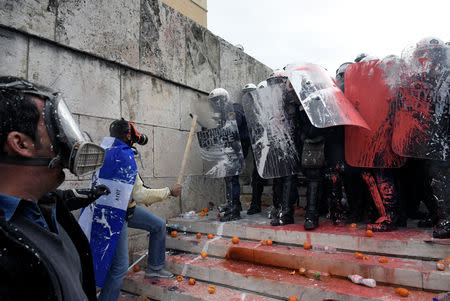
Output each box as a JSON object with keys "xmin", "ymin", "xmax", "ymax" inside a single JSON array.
[
  {"xmin": 0, "ymin": 79, "xmax": 105, "ymax": 176},
  {"xmin": 129, "ymin": 122, "xmax": 148, "ymax": 145}
]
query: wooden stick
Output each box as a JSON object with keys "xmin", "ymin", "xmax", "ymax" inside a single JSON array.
[{"xmin": 177, "ymin": 114, "xmax": 198, "ymax": 184}]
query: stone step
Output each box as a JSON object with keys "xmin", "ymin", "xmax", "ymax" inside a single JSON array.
[
  {"xmin": 159, "ymin": 253, "xmax": 437, "ymax": 301},
  {"xmin": 159, "ymin": 233, "xmax": 449, "ymax": 291},
  {"xmin": 122, "ymin": 270, "xmax": 281, "ymax": 301},
  {"xmin": 167, "ymin": 211, "xmax": 450, "ymax": 260}
]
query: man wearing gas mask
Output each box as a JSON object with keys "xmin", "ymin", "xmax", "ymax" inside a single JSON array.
[
  {"xmin": 0, "ymin": 76, "xmax": 106, "ymax": 301},
  {"xmin": 84, "ymin": 118, "xmax": 182, "ymax": 301}
]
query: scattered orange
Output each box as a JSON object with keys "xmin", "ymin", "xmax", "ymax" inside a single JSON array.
[
  {"xmin": 171, "ymin": 231, "xmax": 178, "ymax": 238},
  {"xmin": 395, "ymin": 287, "xmax": 409, "ymax": 297},
  {"xmin": 299, "ymin": 267, "xmax": 306, "ymax": 275},
  {"xmin": 133, "ymin": 265, "xmax": 141, "ymax": 272},
  {"xmin": 200, "ymin": 211, "xmax": 205, "ymax": 217},
  {"xmin": 350, "ymin": 223, "xmax": 357, "ymax": 228},
  {"xmin": 207, "ymin": 233, "xmax": 214, "ymax": 239},
  {"xmin": 303, "ymin": 241, "xmax": 311, "ymax": 250},
  {"xmin": 260, "ymin": 240, "xmax": 266, "ymax": 245},
  {"xmin": 136, "ymin": 296, "xmax": 148, "ymax": 301},
  {"xmin": 232, "ymin": 236, "xmax": 239, "ymax": 244},
  {"xmin": 355, "ymin": 252, "xmax": 364, "ymax": 259},
  {"xmin": 437, "ymin": 260, "xmax": 446, "ymax": 271},
  {"xmin": 445, "ymin": 257, "xmax": 450, "ymax": 264},
  {"xmin": 203, "ymin": 208, "xmax": 209, "ymax": 212},
  {"xmin": 176, "ymin": 275, "xmax": 184, "ymax": 282},
  {"xmin": 208, "ymin": 285, "xmax": 215, "ymax": 294},
  {"xmin": 379, "ymin": 257, "xmax": 388, "ymax": 263},
  {"xmin": 188, "ymin": 278, "xmax": 196, "ymax": 285},
  {"xmin": 196, "ymin": 233, "xmax": 202, "ymax": 239},
  {"xmin": 267, "ymin": 240, "xmax": 273, "ymax": 246},
  {"xmin": 201, "ymin": 252, "xmax": 207, "ymax": 258},
  {"xmin": 365, "ymin": 230, "xmax": 373, "ymax": 237},
  {"xmin": 363, "ymin": 255, "xmax": 369, "ymax": 260},
  {"xmin": 288, "ymin": 297, "xmax": 298, "ymax": 301}
]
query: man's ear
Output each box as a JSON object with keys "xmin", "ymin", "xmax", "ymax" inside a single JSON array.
[{"xmin": 4, "ymin": 131, "xmax": 36, "ymax": 157}]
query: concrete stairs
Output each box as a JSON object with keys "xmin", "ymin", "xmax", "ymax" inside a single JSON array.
[{"xmin": 122, "ymin": 210, "xmax": 450, "ymax": 300}]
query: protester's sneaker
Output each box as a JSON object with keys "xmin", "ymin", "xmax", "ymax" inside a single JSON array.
[{"xmin": 145, "ymin": 268, "xmax": 174, "ymax": 278}]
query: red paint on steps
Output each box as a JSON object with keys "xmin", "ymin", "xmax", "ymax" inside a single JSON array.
[{"xmin": 165, "ymin": 254, "xmax": 437, "ymax": 300}]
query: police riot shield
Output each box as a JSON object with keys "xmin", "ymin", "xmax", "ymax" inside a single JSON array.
[
  {"xmin": 192, "ymin": 97, "xmax": 244, "ymax": 178},
  {"xmin": 392, "ymin": 43, "xmax": 449, "ymax": 161},
  {"xmin": 286, "ymin": 62, "xmax": 369, "ymax": 129},
  {"xmin": 344, "ymin": 57, "xmax": 407, "ymax": 168},
  {"xmin": 242, "ymin": 84, "xmax": 301, "ymax": 179}
]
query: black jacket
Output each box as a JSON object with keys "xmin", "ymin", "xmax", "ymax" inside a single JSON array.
[{"xmin": 0, "ymin": 193, "xmax": 97, "ymax": 301}]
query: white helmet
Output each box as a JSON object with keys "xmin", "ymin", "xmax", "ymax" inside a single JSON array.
[
  {"xmin": 242, "ymin": 83, "xmax": 256, "ymax": 93},
  {"xmin": 257, "ymin": 80, "xmax": 267, "ymax": 89},
  {"xmin": 208, "ymin": 88, "xmax": 229, "ymax": 101}
]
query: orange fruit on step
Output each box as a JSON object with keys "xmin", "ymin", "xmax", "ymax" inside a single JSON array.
[
  {"xmin": 355, "ymin": 252, "xmax": 364, "ymax": 259},
  {"xmin": 437, "ymin": 260, "xmax": 446, "ymax": 271},
  {"xmin": 395, "ymin": 287, "xmax": 409, "ymax": 297},
  {"xmin": 200, "ymin": 211, "xmax": 205, "ymax": 217},
  {"xmin": 133, "ymin": 265, "xmax": 140, "ymax": 272},
  {"xmin": 136, "ymin": 296, "xmax": 148, "ymax": 301},
  {"xmin": 203, "ymin": 208, "xmax": 209, "ymax": 212},
  {"xmin": 188, "ymin": 278, "xmax": 196, "ymax": 285},
  {"xmin": 207, "ymin": 233, "xmax": 214, "ymax": 239},
  {"xmin": 288, "ymin": 297, "xmax": 298, "ymax": 301},
  {"xmin": 171, "ymin": 231, "xmax": 178, "ymax": 238},
  {"xmin": 365, "ymin": 230, "xmax": 373, "ymax": 237},
  {"xmin": 196, "ymin": 233, "xmax": 202, "ymax": 239},
  {"xmin": 176, "ymin": 275, "xmax": 184, "ymax": 282},
  {"xmin": 299, "ymin": 267, "xmax": 306, "ymax": 275},
  {"xmin": 445, "ymin": 257, "xmax": 450, "ymax": 264},
  {"xmin": 303, "ymin": 242, "xmax": 311, "ymax": 250},
  {"xmin": 260, "ymin": 240, "xmax": 266, "ymax": 245},
  {"xmin": 267, "ymin": 240, "xmax": 273, "ymax": 246},
  {"xmin": 232, "ymin": 236, "xmax": 239, "ymax": 244},
  {"xmin": 379, "ymin": 257, "xmax": 388, "ymax": 263},
  {"xmin": 208, "ymin": 285, "xmax": 215, "ymax": 294},
  {"xmin": 201, "ymin": 252, "xmax": 207, "ymax": 258},
  {"xmin": 350, "ymin": 223, "xmax": 357, "ymax": 228}
]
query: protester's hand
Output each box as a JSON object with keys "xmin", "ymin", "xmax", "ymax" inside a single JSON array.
[
  {"xmin": 170, "ymin": 184, "xmax": 182, "ymax": 197},
  {"xmin": 91, "ymin": 184, "xmax": 110, "ymax": 199}
]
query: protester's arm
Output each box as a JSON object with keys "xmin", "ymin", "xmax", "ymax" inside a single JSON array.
[
  {"xmin": 56, "ymin": 185, "xmax": 110, "ymax": 211},
  {"xmin": 132, "ymin": 175, "xmax": 182, "ymax": 206}
]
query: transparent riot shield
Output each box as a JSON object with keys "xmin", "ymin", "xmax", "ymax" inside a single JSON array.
[
  {"xmin": 344, "ymin": 57, "xmax": 407, "ymax": 168},
  {"xmin": 192, "ymin": 96, "xmax": 244, "ymax": 178},
  {"xmin": 392, "ymin": 44, "xmax": 449, "ymax": 161},
  {"xmin": 286, "ymin": 62, "xmax": 369, "ymax": 129},
  {"xmin": 242, "ymin": 84, "xmax": 301, "ymax": 179}
]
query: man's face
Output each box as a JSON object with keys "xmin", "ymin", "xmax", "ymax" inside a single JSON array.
[{"xmin": 31, "ymin": 96, "xmax": 65, "ymax": 185}]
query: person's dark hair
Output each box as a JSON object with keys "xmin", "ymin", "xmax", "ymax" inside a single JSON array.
[
  {"xmin": 0, "ymin": 76, "xmax": 40, "ymax": 154},
  {"xmin": 109, "ymin": 118, "xmax": 131, "ymax": 138}
]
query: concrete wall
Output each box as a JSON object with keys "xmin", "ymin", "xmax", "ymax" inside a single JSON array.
[{"xmin": 0, "ymin": 0, "xmax": 272, "ymax": 248}]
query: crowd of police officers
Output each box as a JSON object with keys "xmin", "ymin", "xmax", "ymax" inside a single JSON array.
[{"xmin": 204, "ymin": 37, "xmax": 449, "ymax": 239}]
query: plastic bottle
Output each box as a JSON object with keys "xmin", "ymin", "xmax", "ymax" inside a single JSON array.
[
  {"xmin": 311, "ymin": 245, "xmax": 337, "ymax": 254},
  {"xmin": 348, "ymin": 274, "xmax": 376, "ymax": 288},
  {"xmin": 305, "ymin": 269, "xmax": 331, "ymax": 282}
]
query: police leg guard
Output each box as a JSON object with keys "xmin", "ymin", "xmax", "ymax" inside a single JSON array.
[
  {"xmin": 366, "ymin": 170, "xmax": 398, "ymax": 232},
  {"xmin": 304, "ymin": 169, "xmax": 322, "ymax": 230}
]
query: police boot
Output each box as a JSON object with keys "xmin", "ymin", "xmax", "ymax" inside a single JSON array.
[
  {"xmin": 220, "ymin": 197, "xmax": 241, "ymax": 222},
  {"xmin": 304, "ymin": 180, "xmax": 320, "ymax": 230},
  {"xmin": 268, "ymin": 178, "xmax": 282, "ymax": 219},
  {"xmin": 271, "ymin": 177, "xmax": 295, "ymax": 226}
]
